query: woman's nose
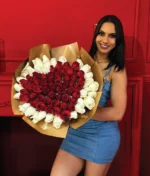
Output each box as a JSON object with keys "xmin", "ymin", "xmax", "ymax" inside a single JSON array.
[{"xmin": 102, "ymin": 36, "xmax": 109, "ymax": 43}]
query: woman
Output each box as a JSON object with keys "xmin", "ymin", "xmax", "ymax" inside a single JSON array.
[{"xmin": 50, "ymin": 15, "xmax": 127, "ymax": 176}]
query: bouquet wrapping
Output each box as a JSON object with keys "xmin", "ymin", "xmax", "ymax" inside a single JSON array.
[{"xmin": 11, "ymin": 42, "xmax": 103, "ymax": 138}]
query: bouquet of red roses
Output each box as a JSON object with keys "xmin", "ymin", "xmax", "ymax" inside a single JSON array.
[{"xmin": 11, "ymin": 43, "xmax": 103, "ymax": 138}]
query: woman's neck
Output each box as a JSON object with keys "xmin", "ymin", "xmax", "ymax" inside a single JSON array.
[{"xmin": 95, "ymin": 52, "xmax": 109, "ymax": 63}]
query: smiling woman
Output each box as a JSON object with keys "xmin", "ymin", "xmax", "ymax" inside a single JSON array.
[{"xmin": 50, "ymin": 15, "xmax": 127, "ymax": 176}]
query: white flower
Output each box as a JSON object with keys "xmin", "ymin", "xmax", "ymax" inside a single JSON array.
[
  {"xmin": 84, "ymin": 72, "xmax": 93, "ymax": 79},
  {"xmin": 42, "ymin": 55, "xmax": 50, "ymax": 63},
  {"xmin": 34, "ymin": 65, "xmax": 43, "ymax": 73},
  {"xmin": 32, "ymin": 111, "xmax": 46, "ymax": 124},
  {"xmin": 53, "ymin": 116, "xmax": 63, "ymax": 129},
  {"xmin": 84, "ymin": 96, "xmax": 95, "ymax": 110},
  {"xmin": 88, "ymin": 92, "xmax": 97, "ymax": 98},
  {"xmin": 50, "ymin": 58, "xmax": 57, "ymax": 67},
  {"xmin": 76, "ymin": 58, "xmax": 83, "ymax": 67},
  {"xmin": 84, "ymin": 78, "xmax": 94, "ymax": 87},
  {"xmin": 21, "ymin": 70, "xmax": 29, "ymax": 77},
  {"xmin": 13, "ymin": 83, "xmax": 23, "ymax": 92},
  {"xmin": 14, "ymin": 92, "xmax": 20, "ymax": 99},
  {"xmin": 16, "ymin": 77, "xmax": 26, "ymax": 83},
  {"xmin": 70, "ymin": 111, "xmax": 78, "ymax": 119},
  {"xmin": 26, "ymin": 66, "xmax": 35, "ymax": 76},
  {"xmin": 45, "ymin": 113, "xmax": 54, "ymax": 123},
  {"xmin": 41, "ymin": 67, "xmax": 50, "ymax": 74},
  {"xmin": 88, "ymin": 81, "xmax": 99, "ymax": 92},
  {"xmin": 30, "ymin": 111, "xmax": 39, "ymax": 119},
  {"xmin": 32, "ymin": 58, "xmax": 43, "ymax": 68},
  {"xmin": 80, "ymin": 89, "xmax": 88, "ymax": 98},
  {"xmin": 77, "ymin": 98, "xmax": 84, "ymax": 106},
  {"xmin": 75, "ymin": 104, "xmax": 85, "ymax": 114},
  {"xmin": 80, "ymin": 64, "xmax": 91, "ymax": 73},
  {"xmin": 24, "ymin": 106, "xmax": 36, "ymax": 116},
  {"xmin": 18, "ymin": 103, "xmax": 30, "ymax": 113},
  {"xmin": 58, "ymin": 56, "xmax": 67, "ymax": 63}
]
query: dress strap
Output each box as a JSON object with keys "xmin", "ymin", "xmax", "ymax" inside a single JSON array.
[{"xmin": 104, "ymin": 66, "xmax": 113, "ymax": 79}]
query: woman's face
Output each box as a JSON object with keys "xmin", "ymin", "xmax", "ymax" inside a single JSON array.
[{"xmin": 96, "ymin": 22, "xmax": 116, "ymax": 56}]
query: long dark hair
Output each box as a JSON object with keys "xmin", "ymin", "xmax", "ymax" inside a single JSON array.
[{"xmin": 89, "ymin": 15, "xmax": 125, "ymax": 71}]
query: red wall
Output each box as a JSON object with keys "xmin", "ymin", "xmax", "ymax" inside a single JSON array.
[{"xmin": 0, "ymin": 0, "xmax": 150, "ymax": 175}]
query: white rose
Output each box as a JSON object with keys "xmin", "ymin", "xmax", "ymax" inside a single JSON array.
[
  {"xmin": 32, "ymin": 58, "xmax": 43, "ymax": 68},
  {"xmin": 53, "ymin": 116, "xmax": 63, "ymax": 129},
  {"xmin": 80, "ymin": 89, "xmax": 88, "ymax": 98},
  {"xmin": 42, "ymin": 55, "xmax": 50, "ymax": 63},
  {"xmin": 58, "ymin": 56, "xmax": 67, "ymax": 63},
  {"xmin": 26, "ymin": 66, "xmax": 35, "ymax": 76},
  {"xmin": 50, "ymin": 58, "xmax": 57, "ymax": 67},
  {"xmin": 13, "ymin": 83, "xmax": 23, "ymax": 92},
  {"xmin": 34, "ymin": 65, "xmax": 43, "ymax": 73},
  {"xmin": 84, "ymin": 78, "xmax": 94, "ymax": 87},
  {"xmin": 44, "ymin": 113, "xmax": 54, "ymax": 123},
  {"xmin": 80, "ymin": 64, "xmax": 91, "ymax": 73},
  {"xmin": 76, "ymin": 58, "xmax": 83, "ymax": 67},
  {"xmin": 21, "ymin": 70, "xmax": 29, "ymax": 77},
  {"xmin": 42, "ymin": 67, "xmax": 50, "ymax": 74},
  {"xmin": 24, "ymin": 106, "xmax": 36, "ymax": 116},
  {"xmin": 14, "ymin": 92, "xmax": 20, "ymax": 99},
  {"xmin": 88, "ymin": 92, "xmax": 97, "ymax": 98},
  {"xmin": 75, "ymin": 104, "xmax": 85, "ymax": 114},
  {"xmin": 18, "ymin": 103, "xmax": 30, "ymax": 113},
  {"xmin": 84, "ymin": 72, "xmax": 93, "ymax": 80},
  {"xmin": 30, "ymin": 111, "xmax": 39, "ymax": 120},
  {"xmin": 32, "ymin": 111, "xmax": 46, "ymax": 124},
  {"xmin": 77, "ymin": 98, "xmax": 84, "ymax": 105},
  {"xmin": 16, "ymin": 77, "xmax": 26, "ymax": 83},
  {"xmin": 70, "ymin": 111, "xmax": 78, "ymax": 119},
  {"xmin": 84, "ymin": 96, "xmax": 95, "ymax": 110},
  {"xmin": 88, "ymin": 81, "xmax": 99, "ymax": 92}
]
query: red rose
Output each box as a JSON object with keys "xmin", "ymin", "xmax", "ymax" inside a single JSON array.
[
  {"xmin": 72, "ymin": 92, "xmax": 80, "ymax": 99},
  {"xmin": 45, "ymin": 97, "xmax": 51, "ymax": 105},
  {"xmin": 33, "ymin": 78, "xmax": 39, "ymax": 85},
  {"xmin": 36, "ymin": 102, "xmax": 46, "ymax": 111},
  {"xmin": 67, "ymin": 103, "xmax": 75, "ymax": 111},
  {"xmin": 78, "ymin": 77, "xmax": 85, "ymax": 84},
  {"xmin": 77, "ymin": 70, "xmax": 84, "ymax": 77},
  {"xmin": 69, "ymin": 98, "xmax": 77, "ymax": 104},
  {"xmin": 72, "ymin": 61, "xmax": 80, "ymax": 71},
  {"xmin": 42, "ymin": 86, "xmax": 49, "ymax": 95},
  {"xmin": 53, "ymin": 107, "xmax": 61, "ymax": 115},
  {"xmin": 48, "ymin": 91, "xmax": 55, "ymax": 99},
  {"xmin": 63, "ymin": 62, "xmax": 70, "ymax": 69},
  {"xmin": 71, "ymin": 74, "xmax": 77, "ymax": 82},
  {"xmin": 26, "ymin": 75, "xmax": 33, "ymax": 82},
  {"xmin": 61, "ymin": 94, "xmax": 70, "ymax": 102},
  {"xmin": 49, "ymin": 83, "xmax": 56, "ymax": 91},
  {"xmin": 33, "ymin": 85, "xmax": 42, "ymax": 93},
  {"xmin": 66, "ymin": 68, "xmax": 73, "ymax": 75},
  {"xmin": 60, "ymin": 102, "xmax": 67, "ymax": 110},
  {"xmin": 37, "ymin": 94, "xmax": 45, "ymax": 102},
  {"xmin": 30, "ymin": 99, "xmax": 38, "ymax": 107},
  {"xmin": 56, "ymin": 61, "xmax": 63, "ymax": 69},
  {"xmin": 64, "ymin": 75, "xmax": 70, "ymax": 81},
  {"xmin": 60, "ymin": 110, "xmax": 70, "ymax": 121},
  {"xmin": 67, "ymin": 88, "xmax": 74, "ymax": 95},
  {"xmin": 29, "ymin": 92, "xmax": 37, "ymax": 100},
  {"xmin": 50, "ymin": 66, "xmax": 55, "ymax": 72},
  {"xmin": 20, "ymin": 94, "xmax": 29, "ymax": 102},
  {"xmin": 20, "ymin": 89, "xmax": 28, "ymax": 95},
  {"xmin": 20, "ymin": 79, "xmax": 28, "ymax": 87},
  {"xmin": 56, "ymin": 85, "xmax": 65, "ymax": 93}
]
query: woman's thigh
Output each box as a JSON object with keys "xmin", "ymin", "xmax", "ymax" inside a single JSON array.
[
  {"xmin": 50, "ymin": 149, "xmax": 84, "ymax": 176},
  {"xmin": 84, "ymin": 160, "xmax": 111, "ymax": 176}
]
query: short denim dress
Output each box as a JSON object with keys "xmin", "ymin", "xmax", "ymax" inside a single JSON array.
[{"xmin": 60, "ymin": 66, "xmax": 121, "ymax": 164}]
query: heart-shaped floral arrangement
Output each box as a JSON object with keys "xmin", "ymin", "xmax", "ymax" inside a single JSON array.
[{"xmin": 13, "ymin": 55, "xmax": 99, "ymax": 129}]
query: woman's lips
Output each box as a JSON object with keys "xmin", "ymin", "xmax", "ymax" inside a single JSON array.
[{"xmin": 99, "ymin": 43, "xmax": 109, "ymax": 49}]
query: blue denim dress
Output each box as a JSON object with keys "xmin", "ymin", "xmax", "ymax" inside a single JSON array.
[{"xmin": 60, "ymin": 67, "xmax": 120, "ymax": 164}]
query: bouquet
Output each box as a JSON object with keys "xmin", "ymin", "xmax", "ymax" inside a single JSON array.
[{"xmin": 11, "ymin": 43, "xmax": 103, "ymax": 138}]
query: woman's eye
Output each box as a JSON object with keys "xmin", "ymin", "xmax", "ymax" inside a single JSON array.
[
  {"xmin": 98, "ymin": 31, "xmax": 104, "ymax": 36},
  {"xmin": 109, "ymin": 34, "xmax": 116, "ymax": 38}
]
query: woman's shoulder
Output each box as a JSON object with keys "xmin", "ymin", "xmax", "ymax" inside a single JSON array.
[{"xmin": 109, "ymin": 66, "xmax": 127, "ymax": 83}]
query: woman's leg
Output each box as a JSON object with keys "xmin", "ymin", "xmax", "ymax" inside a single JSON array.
[
  {"xmin": 84, "ymin": 160, "xmax": 111, "ymax": 176},
  {"xmin": 50, "ymin": 149, "xmax": 84, "ymax": 176}
]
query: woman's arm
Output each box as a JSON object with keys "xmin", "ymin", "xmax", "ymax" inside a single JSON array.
[{"xmin": 93, "ymin": 68, "xmax": 127, "ymax": 121}]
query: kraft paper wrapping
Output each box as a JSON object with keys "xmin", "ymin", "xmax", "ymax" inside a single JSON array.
[{"xmin": 11, "ymin": 42, "xmax": 103, "ymax": 138}]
